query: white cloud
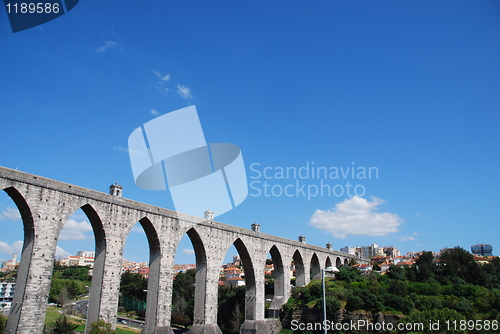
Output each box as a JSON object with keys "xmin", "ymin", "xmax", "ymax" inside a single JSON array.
[
  {"xmin": 114, "ymin": 146, "xmax": 143, "ymax": 157},
  {"xmin": 182, "ymin": 249, "xmax": 195, "ymax": 255},
  {"xmin": 96, "ymin": 41, "xmax": 117, "ymax": 53},
  {"xmin": 176, "ymin": 84, "xmax": 193, "ymax": 99},
  {"xmin": 153, "ymin": 71, "xmax": 170, "ymax": 82},
  {"xmin": 150, "ymin": 109, "xmax": 159, "ymax": 116},
  {"xmin": 0, "ymin": 240, "xmax": 23, "ymax": 255},
  {"xmin": 309, "ymin": 196, "xmax": 402, "ymax": 238},
  {"xmin": 0, "ymin": 208, "xmax": 21, "ymax": 221},
  {"xmin": 131, "ymin": 225, "xmax": 145, "ymax": 234},
  {"xmin": 399, "ymin": 235, "xmax": 415, "ymax": 242},
  {"xmin": 59, "ymin": 219, "xmax": 93, "ymax": 241},
  {"xmin": 55, "ymin": 246, "xmax": 71, "ymax": 259}
]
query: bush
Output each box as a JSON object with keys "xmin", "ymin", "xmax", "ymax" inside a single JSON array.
[{"xmin": 88, "ymin": 320, "xmax": 117, "ymax": 334}]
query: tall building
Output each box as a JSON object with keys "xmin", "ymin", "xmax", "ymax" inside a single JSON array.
[
  {"xmin": 471, "ymin": 244, "xmax": 493, "ymax": 256},
  {"xmin": 2, "ymin": 254, "xmax": 19, "ymax": 271},
  {"xmin": 0, "ymin": 281, "xmax": 15, "ymax": 310},
  {"xmin": 341, "ymin": 244, "xmax": 400, "ymax": 259},
  {"xmin": 76, "ymin": 251, "xmax": 95, "ymax": 258}
]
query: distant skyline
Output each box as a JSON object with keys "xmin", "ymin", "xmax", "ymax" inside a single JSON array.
[{"xmin": 0, "ymin": 1, "xmax": 499, "ymax": 265}]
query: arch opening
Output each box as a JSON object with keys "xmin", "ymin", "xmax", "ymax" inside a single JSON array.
[
  {"xmin": 265, "ymin": 245, "xmax": 284, "ymax": 319},
  {"xmin": 291, "ymin": 250, "xmax": 305, "ymax": 287},
  {"xmin": 217, "ymin": 238, "xmax": 255, "ymax": 333},
  {"xmin": 310, "ymin": 253, "xmax": 321, "ymax": 280},
  {"xmin": 170, "ymin": 227, "xmax": 207, "ymax": 330},
  {"xmin": 325, "ymin": 256, "xmax": 332, "ymax": 269},
  {"xmin": 118, "ymin": 217, "xmax": 162, "ymax": 333},
  {"xmin": 1, "ymin": 187, "xmax": 33, "ymax": 331}
]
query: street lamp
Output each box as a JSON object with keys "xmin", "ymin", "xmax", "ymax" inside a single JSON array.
[{"xmin": 322, "ymin": 266, "xmax": 339, "ymax": 334}]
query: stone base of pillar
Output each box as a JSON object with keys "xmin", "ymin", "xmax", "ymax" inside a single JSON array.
[
  {"xmin": 239, "ymin": 319, "xmax": 282, "ymax": 334},
  {"xmin": 188, "ymin": 323, "xmax": 223, "ymax": 334},
  {"xmin": 267, "ymin": 296, "xmax": 285, "ymax": 318}
]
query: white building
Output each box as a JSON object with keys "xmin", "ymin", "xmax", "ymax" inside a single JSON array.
[
  {"xmin": 341, "ymin": 246, "xmax": 361, "ymax": 257},
  {"xmin": 76, "ymin": 251, "xmax": 95, "ymax": 258},
  {"xmin": 0, "ymin": 281, "xmax": 15, "ymax": 310},
  {"xmin": 58, "ymin": 254, "xmax": 94, "ymax": 268},
  {"xmin": 2, "ymin": 254, "xmax": 19, "ymax": 271}
]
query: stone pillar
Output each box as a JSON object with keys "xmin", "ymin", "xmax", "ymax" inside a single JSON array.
[
  {"xmin": 187, "ymin": 226, "xmax": 223, "ymax": 334},
  {"xmin": 6, "ymin": 188, "xmax": 67, "ymax": 334},
  {"xmin": 86, "ymin": 204, "xmax": 127, "ymax": 332},
  {"xmin": 151, "ymin": 229, "xmax": 176, "ymax": 334}
]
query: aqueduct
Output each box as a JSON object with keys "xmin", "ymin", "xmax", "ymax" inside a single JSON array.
[{"xmin": 0, "ymin": 166, "xmax": 367, "ymax": 334}]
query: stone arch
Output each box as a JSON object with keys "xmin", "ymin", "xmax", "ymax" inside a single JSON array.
[
  {"xmin": 2, "ymin": 186, "xmax": 35, "ymax": 333},
  {"xmin": 233, "ymin": 237, "xmax": 256, "ymax": 321},
  {"xmin": 344, "ymin": 258, "xmax": 349, "ymax": 266},
  {"xmin": 336, "ymin": 256, "xmax": 342, "ymax": 268},
  {"xmin": 184, "ymin": 227, "xmax": 208, "ymax": 327},
  {"xmin": 133, "ymin": 216, "xmax": 162, "ymax": 334},
  {"xmin": 292, "ymin": 249, "xmax": 305, "ymax": 286},
  {"xmin": 266, "ymin": 244, "xmax": 285, "ymax": 318},
  {"xmin": 310, "ymin": 253, "xmax": 320, "ymax": 279},
  {"xmin": 60, "ymin": 203, "xmax": 107, "ymax": 333},
  {"xmin": 325, "ymin": 256, "xmax": 332, "ymax": 268}
]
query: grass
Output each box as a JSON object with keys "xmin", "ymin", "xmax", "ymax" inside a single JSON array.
[
  {"xmin": 46, "ymin": 306, "xmax": 141, "ymax": 334},
  {"xmin": 74, "ymin": 322, "xmax": 141, "ymax": 334},
  {"xmin": 44, "ymin": 306, "xmax": 62, "ymax": 325}
]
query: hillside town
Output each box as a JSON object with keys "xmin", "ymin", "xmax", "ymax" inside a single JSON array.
[{"xmin": 0, "ymin": 242, "xmax": 494, "ymax": 311}]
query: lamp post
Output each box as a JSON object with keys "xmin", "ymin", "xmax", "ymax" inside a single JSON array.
[{"xmin": 322, "ymin": 266, "xmax": 339, "ymax": 334}]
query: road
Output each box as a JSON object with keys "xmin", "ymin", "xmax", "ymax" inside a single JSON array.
[{"xmin": 61, "ymin": 300, "xmax": 188, "ymax": 333}]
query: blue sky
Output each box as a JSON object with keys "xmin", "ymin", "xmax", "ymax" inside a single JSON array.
[{"xmin": 0, "ymin": 1, "xmax": 499, "ymax": 265}]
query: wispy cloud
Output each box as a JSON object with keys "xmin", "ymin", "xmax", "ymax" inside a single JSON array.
[
  {"xmin": 96, "ymin": 41, "xmax": 117, "ymax": 53},
  {"xmin": 131, "ymin": 225, "xmax": 145, "ymax": 234},
  {"xmin": 55, "ymin": 246, "xmax": 71, "ymax": 259},
  {"xmin": 153, "ymin": 71, "xmax": 170, "ymax": 82},
  {"xmin": 150, "ymin": 109, "xmax": 159, "ymax": 116},
  {"xmin": 59, "ymin": 219, "xmax": 93, "ymax": 241},
  {"xmin": 0, "ymin": 240, "xmax": 23, "ymax": 255},
  {"xmin": 399, "ymin": 235, "xmax": 415, "ymax": 242},
  {"xmin": 309, "ymin": 196, "xmax": 402, "ymax": 238},
  {"xmin": 176, "ymin": 84, "xmax": 193, "ymax": 99},
  {"xmin": 182, "ymin": 249, "xmax": 195, "ymax": 255},
  {"xmin": 114, "ymin": 146, "xmax": 143, "ymax": 157},
  {"xmin": 0, "ymin": 208, "xmax": 20, "ymax": 221}
]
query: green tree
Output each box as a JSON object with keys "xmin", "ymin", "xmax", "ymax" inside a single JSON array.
[
  {"xmin": 335, "ymin": 266, "xmax": 361, "ymax": 283},
  {"xmin": 0, "ymin": 315, "xmax": 6, "ymax": 334},
  {"xmin": 88, "ymin": 320, "xmax": 117, "ymax": 334},
  {"xmin": 387, "ymin": 265, "xmax": 406, "ymax": 281},
  {"xmin": 120, "ymin": 271, "xmax": 147, "ymax": 303},
  {"xmin": 400, "ymin": 308, "xmax": 466, "ymax": 334},
  {"xmin": 51, "ymin": 315, "xmax": 77, "ymax": 334},
  {"xmin": 171, "ymin": 269, "xmax": 196, "ymax": 325},
  {"xmin": 218, "ymin": 286, "xmax": 245, "ymax": 334}
]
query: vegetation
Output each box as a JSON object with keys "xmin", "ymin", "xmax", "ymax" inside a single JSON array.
[
  {"xmin": 49, "ymin": 264, "xmax": 91, "ymax": 304},
  {"xmin": 171, "ymin": 269, "xmax": 195, "ymax": 326},
  {"xmin": 0, "ymin": 315, "xmax": 6, "ymax": 334},
  {"xmin": 87, "ymin": 319, "xmax": 117, "ymax": 334},
  {"xmin": 49, "ymin": 315, "xmax": 78, "ymax": 334},
  {"xmin": 217, "ymin": 286, "xmax": 245, "ymax": 334},
  {"xmin": 281, "ymin": 247, "xmax": 500, "ymax": 333},
  {"xmin": 120, "ymin": 272, "xmax": 147, "ymax": 304}
]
